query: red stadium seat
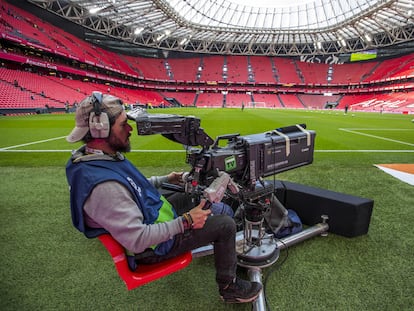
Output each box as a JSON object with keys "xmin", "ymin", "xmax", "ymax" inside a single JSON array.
[{"xmin": 98, "ymin": 234, "xmax": 192, "ymax": 290}]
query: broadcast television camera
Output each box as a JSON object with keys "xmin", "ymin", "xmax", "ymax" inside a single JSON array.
[{"xmin": 127, "ymin": 108, "xmax": 316, "ymax": 237}]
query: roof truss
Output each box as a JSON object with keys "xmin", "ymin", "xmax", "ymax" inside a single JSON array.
[{"xmin": 28, "ymin": 0, "xmax": 414, "ymax": 56}]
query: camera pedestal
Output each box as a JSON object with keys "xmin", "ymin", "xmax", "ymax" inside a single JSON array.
[
  {"xmin": 236, "ymin": 216, "xmax": 329, "ymax": 311},
  {"xmin": 236, "ymin": 230, "xmax": 279, "ymax": 311}
]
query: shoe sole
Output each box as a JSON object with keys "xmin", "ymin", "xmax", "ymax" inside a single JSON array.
[{"xmin": 220, "ymin": 289, "xmax": 262, "ymax": 304}]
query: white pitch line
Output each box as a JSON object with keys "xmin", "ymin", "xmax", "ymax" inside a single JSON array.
[
  {"xmin": 1, "ymin": 132, "xmax": 413, "ymax": 153},
  {"xmin": 339, "ymin": 128, "xmax": 414, "ymax": 147},
  {"xmin": 315, "ymin": 150, "xmax": 414, "ymax": 153},
  {"xmin": 342, "ymin": 128, "xmax": 413, "ymax": 131},
  {"xmin": 131, "ymin": 150, "xmax": 186, "ymax": 152},
  {"xmin": 0, "ymin": 150, "xmax": 72, "ymax": 152},
  {"xmin": 0, "ymin": 136, "xmax": 67, "ymax": 150},
  {"xmin": 0, "ymin": 149, "xmax": 186, "ymax": 153},
  {"xmin": 0, "ymin": 149, "xmax": 413, "ymax": 153}
]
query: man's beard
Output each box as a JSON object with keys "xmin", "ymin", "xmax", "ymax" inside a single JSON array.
[{"xmin": 108, "ymin": 135, "xmax": 131, "ymax": 153}]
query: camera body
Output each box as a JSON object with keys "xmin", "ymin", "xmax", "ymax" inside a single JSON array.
[
  {"xmin": 128, "ymin": 108, "xmax": 315, "ymax": 192},
  {"xmin": 186, "ymin": 127, "xmax": 315, "ymax": 191}
]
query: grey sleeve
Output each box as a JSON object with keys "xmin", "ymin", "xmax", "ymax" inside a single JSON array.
[
  {"xmin": 83, "ymin": 181, "xmax": 183, "ymax": 254},
  {"xmin": 147, "ymin": 175, "xmax": 169, "ymax": 188}
]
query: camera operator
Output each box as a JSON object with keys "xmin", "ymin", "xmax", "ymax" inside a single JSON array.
[{"xmin": 65, "ymin": 93, "xmax": 262, "ymax": 303}]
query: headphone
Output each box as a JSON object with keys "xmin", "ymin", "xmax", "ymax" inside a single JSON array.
[{"xmin": 89, "ymin": 91, "xmax": 110, "ymax": 139}]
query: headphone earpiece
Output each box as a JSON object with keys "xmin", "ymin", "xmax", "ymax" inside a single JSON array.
[{"xmin": 89, "ymin": 91, "xmax": 110, "ymax": 139}]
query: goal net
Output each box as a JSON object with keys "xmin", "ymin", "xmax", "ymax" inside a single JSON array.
[{"xmin": 247, "ymin": 102, "xmax": 266, "ymax": 108}]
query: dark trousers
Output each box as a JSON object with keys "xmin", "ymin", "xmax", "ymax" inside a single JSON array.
[{"xmin": 136, "ymin": 192, "xmax": 237, "ymax": 286}]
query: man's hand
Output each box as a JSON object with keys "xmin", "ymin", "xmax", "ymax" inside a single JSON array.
[
  {"xmin": 188, "ymin": 199, "xmax": 212, "ymax": 229},
  {"xmin": 167, "ymin": 171, "xmax": 184, "ymax": 185}
]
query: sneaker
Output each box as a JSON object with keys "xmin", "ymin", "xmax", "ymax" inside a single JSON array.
[{"xmin": 219, "ymin": 277, "xmax": 262, "ymax": 303}]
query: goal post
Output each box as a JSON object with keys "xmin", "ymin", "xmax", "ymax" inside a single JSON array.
[{"xmin": 247, "ymin": 102, "xmax": 266, "ymax": 108}]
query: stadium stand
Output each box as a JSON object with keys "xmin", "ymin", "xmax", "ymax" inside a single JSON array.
[
  {"xmin": 225, "ymin": 92, "xmax": 252, "ymax": 108},
  {"xmin": 295, "ymin": 62, "xmax": 330, "ymax": 85},
  {"xmin": 273, "ymin": 58, "xmax": 302, "ymax": 84},
  {"xmin": 129, "ymin": 57, "xmax": 170, "ymax": 80},
  {"xmin": 226, "ymin": 55, "xmax": 249, "ymax": 83},
  {"xmin": 340, "ymin": 92, "xmax": 414, "ymax": 113},
  {"xmin": 196, "ymin": 92, "xmax": 224, "ymax": 107},
  {"xmin": 167, "ymin": 57, "xmax": 202, "ymax": 81},
  {"xmin": 279, "ymin": 94, "xmax": 306, "ymax": 109},
  {"xmin": 200, "ymin": 56, "xmax": 226, "ymax": 82},
  {"xmin": 298, "ymin": 94, "xmax": 342, "ymax": 109},
  {"xmin": 363, "ymin": 54, "xmax": 414, "ymax": 82},
  {"xmin": 330, "ymin": 62, "xmax": 378, "ymax": 84},
  {"xmin": 249, "ymin": 56, "xmax": 276, "ymax": 83},
  {"xmin": 161, "ymin": 91, "xmax": 197, "ymax": 107},
  {"xmin": 0, "ymin": 2, "xmax": 412, "ymax": 115}
]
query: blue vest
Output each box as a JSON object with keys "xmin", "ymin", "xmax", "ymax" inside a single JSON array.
[{"xmin": 66, "ymin": 156, "xmax": 177, "ymax": 255}]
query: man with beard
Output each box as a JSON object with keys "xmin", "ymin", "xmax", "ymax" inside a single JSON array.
[{"xmin": 65, "ymin": 92, "xmax": 262, "ymax": 303}]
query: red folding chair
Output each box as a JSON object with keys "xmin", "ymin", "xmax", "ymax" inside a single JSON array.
[{"xmin": 98, "ymin": 234, "xmax": 192, "ymax": 290}]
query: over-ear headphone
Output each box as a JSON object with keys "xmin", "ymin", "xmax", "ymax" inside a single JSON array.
[{"xmin": 89, "ymin": 91, "xmax": 110, "ymax": 139}]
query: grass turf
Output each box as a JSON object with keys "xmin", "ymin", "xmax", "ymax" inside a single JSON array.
[{"xmin": 1, "ymin": 108, "xmax": 413, "ymax": 311}]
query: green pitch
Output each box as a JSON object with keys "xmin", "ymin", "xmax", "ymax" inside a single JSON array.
[{"xmin": 1, "ymin": 108, "xmax": 413, "ymax": 311}]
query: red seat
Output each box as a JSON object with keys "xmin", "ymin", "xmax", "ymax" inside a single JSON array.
[{"xmin": 98, "ymin": 234, "xmax": 192, "ymax": 290}]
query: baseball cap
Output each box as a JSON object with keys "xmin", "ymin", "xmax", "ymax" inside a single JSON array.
[{"xmin": 66, "ymin": 93, "xmax": 124, "ymax": 143}]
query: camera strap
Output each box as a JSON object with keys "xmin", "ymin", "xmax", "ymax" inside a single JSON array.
[
  {"xmin": 295, "ymin": 124, "xmax": 312, "ymax": 146},
  {"xmin": 272, "ymin": 130, "xmax": 290, "ymax": 157}
]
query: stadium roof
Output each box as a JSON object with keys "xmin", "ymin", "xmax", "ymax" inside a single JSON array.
[{"xmin": 28, "ymin": 0, "xmax": 414, "ymax": 56}]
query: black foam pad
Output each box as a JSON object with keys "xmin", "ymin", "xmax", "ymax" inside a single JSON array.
[{"xmin": 277, "ymin": 181, "xmax": 374, "ymax": 237}]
